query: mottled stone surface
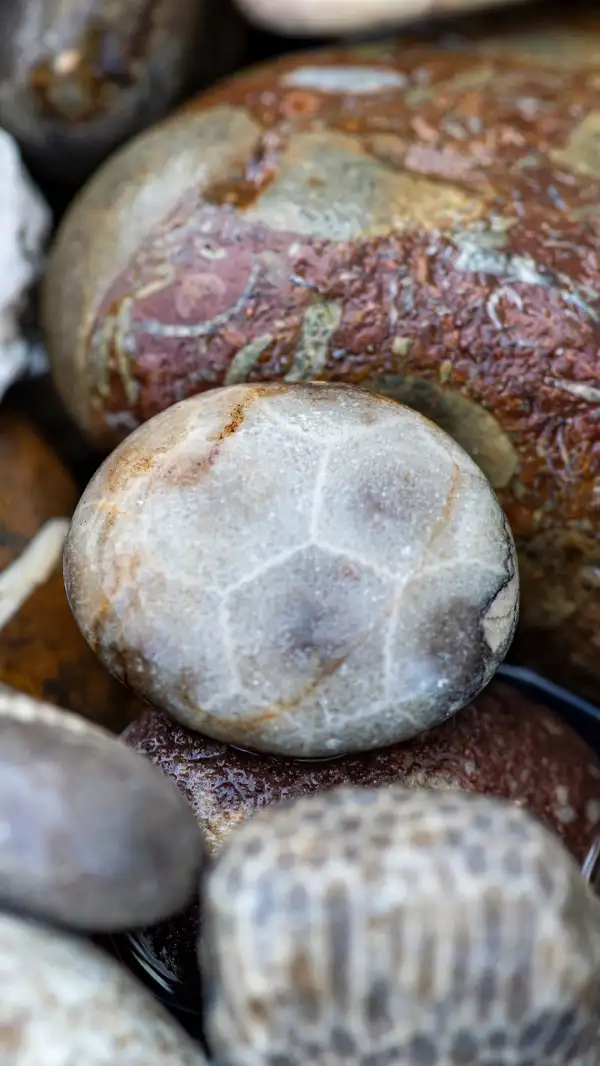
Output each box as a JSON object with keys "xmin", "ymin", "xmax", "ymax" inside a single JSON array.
[
  {"xmin": 122, "ymin": 679, "xmax": 600, "ymax": 993},
  {"xmin": 0, "ymin": 686, "xmax": 204, "ymax": 930},
  {"xmin": 237, "ymin": 0, "xmax": 526, "ymax": 35},
  {"xmin": 0, "ymin": 912, "xmax": 207, "ymax": 1065},
  {"xmin": 0, "ymin": 408, "xmax": 143, "ymax": 732},
  {"xmin": 42, "ymin": 16, "xmax": 600, "ymax": 700},
  {"xmin": 0, "ymin": 130, "xmax": 50, "ymax": 402},
  {"xmin": 66, "ymin": 383, "xmax": 518, "ymax": 756},
  {"xmin": 201, "ymin": 787, "xmax": 600, "ymax": 1066},
  {"xmin": 0, "ymin": 0, "xmax": 244, "ymax": 182}
]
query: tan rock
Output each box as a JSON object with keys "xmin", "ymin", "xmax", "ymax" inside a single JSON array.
[{"xmin": 0, "ymin": 407, "xmax": 144, "ymax": 731}]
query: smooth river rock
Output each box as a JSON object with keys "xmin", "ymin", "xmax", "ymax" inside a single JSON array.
[
  {"xmin": 121, "ymin": 679, "xmax": 600, "ymax": 994},
  {"xmin": 0, "ymin": 912, "xmax": 207, "ymax": 1066},
  {"xmin": 42, "ymin": 14, "xmax": 600, "ymax": 701},
  {"xmin": 0, "ymin": 686, "xmax": 204, "ymax": 930},
  {"xmin": 236, "ymin": 0, "xmax": 526, "ymax": 35},
  {"xmin": 65, "ymin": 383, "xmax": 518, "ymax": 757},
  {"xmin": 0, "ymin": 407, "xmax": 144, "ymax": 731},
  {"xmin": 0, "ymin": 0, "xmax": 244, "ymax": 183},
  {"xmin": 201, "ymin": 786, "xmax": 600, "ymax": 1066}
]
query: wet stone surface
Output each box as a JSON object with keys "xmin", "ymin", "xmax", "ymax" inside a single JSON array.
[
  {"xmin": 201, "ymin": 786, "xmax": 600, "ymax": 1066},
  {"xmin": 66, "ymin": 382, "xmax": 518, "ymax": 757},
  {"xmin": 122, "ymin": 679, "xmax": 600, "ymax": 993},
  {"xmin": 42, "ymin": 13, "xmax": 600, "ymax": 699},
  {"xmin": 0, "ymin": 911, "xmax": 207, "ymax": 1065},
  {"xmin": 0, "ymin": 686, "xmax": 204, "ymax": 931},
  {"xmin": 0, "ymin": 406, "xmax": 143, "ymax": 732}
]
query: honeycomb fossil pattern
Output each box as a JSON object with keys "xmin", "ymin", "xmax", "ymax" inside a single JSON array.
[
  {"xmin": 65, "ymin": 383, "xmax": 518, "ymax": 756},
  {"xmin": 200, "ymin": 787, "xmax": 600, "ymax": 1066}
]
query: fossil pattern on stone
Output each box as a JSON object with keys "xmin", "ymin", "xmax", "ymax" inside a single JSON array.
[
  {"xmin": 65, "ymin": 383, "xmax": 518, "ymax": 757},
  {"xmin": 201, "ymin": 786, "xmax": 600, "ymax": 1066}
]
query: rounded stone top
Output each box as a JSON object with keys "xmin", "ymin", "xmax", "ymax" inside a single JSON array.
[
  {"xmin": 66, "ymin": 382, "xmax": 518, "ymax": 757},
  {"xmin": 201, "ymin": 786, "xmax": 600, "ymax": 1066},
  {"xmin": 0, "ymin": 685, "xmax": 205, "ymax": 930}
]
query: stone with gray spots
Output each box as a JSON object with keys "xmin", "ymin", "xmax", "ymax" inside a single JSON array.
[
  {"xmin": 0, "ymin": 911, "xmax": 207, "ymax": 1065},
  {"xmin": 0, "ymin": 686, "xmax": 204, "ymax": 930},
  {"xmin": 200, "ymin": 786, "xmax": 600, "ymax": 1066},
  {"xmin": 65, "ymin": 382, "xmax": 518, "ymax": 757}
]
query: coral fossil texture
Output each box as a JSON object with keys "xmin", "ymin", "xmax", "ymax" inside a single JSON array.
[{"xmin": 44, "ymin": 17, "xmax": 600, "ymax": 697}]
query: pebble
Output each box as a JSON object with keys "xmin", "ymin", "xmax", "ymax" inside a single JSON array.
[
  {"xmin": 0, "ymin": 911, "xmax": 207, "ymax": 1066},
  {"xmin": 42, "ymin": 16, "xmax": 600, "ymax": 701},
  {"xmin": 201, "ymin": 786, "xmax": 600, "ymax": 1066},
  {"xmin": 122, "ymin": 678, "xmax": 600, "ymax": 993},
  {"xmin": 0, "ymin": 0, "xmax": 243, "ymax": 183},
  {"xmin": 0, "ymin": 686, "xmax": 205, "ymax": 930},
  {"xmin": 66, "ymin": 383, "xmax": 518, "ymax": 757},
  {"xmin": 0, "ymin": 130, "xmax": 50, "ymax": 403},
  {"xmin": 0, "ymin": 408, "xmax": 143, "ymax": 731},
  {"xmin": 237, "ymin": 0, "xmax": 526, "ymax": 34}
]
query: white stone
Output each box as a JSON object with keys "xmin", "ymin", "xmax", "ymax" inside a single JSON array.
[
  {"xmin": 235, "ymin": 0, "xmax": 525, "ymax": 34},
  {"xmin": 64, "ymin": 382, "xmax": 519, "ymax": 757},
  {"xmin": 0, "ymin": 127, "xmax": 50, "ymax": 403},
  {"xmin": 0, "ymin": 912, "xmax": 207, "ymax": 1065}
]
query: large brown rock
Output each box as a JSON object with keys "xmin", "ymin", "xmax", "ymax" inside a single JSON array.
[
  {"xmin": 43, "ymin": 16, "xmax": 600, "ymax": 699},
  {"xmin": 0, "ymin": 0, "xmax": 244, "ymax": 183},
  {"xmin": 121, "ymin": 680, "xmax": 600, "ymax": 992},
  {"xmin": 0, "ymin": 408, "xmax": 143, "ymax": 731}
]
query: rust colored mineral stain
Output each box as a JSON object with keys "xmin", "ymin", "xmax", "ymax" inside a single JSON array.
[{"xmin": 64, "ymin": 15, "xmax": 600, "ymax": 699}]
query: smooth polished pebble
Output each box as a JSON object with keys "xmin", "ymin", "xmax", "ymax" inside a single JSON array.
[
  {"xmin": 235, "ymin": 0, "xmax": 526, "ymax": 34},
  {"xmin": 0, "ymin": 686, "xmax": 205, "ymax": 930},
  {"xmin": 201, "ymin": 786, "xmax": 600, "ymax": 1066},
  {"xmin": 0, "ymin": 911, "xmax": 207, "ymax": 1065},
  {"xmin": 65, "ymin": 383, "xmax": 518, "ymax": 757}
]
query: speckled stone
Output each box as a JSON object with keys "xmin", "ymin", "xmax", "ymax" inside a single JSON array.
[
  {"xmin": 0, "ymin": 408, "xmax": 143, "ymax": 732},
  {"xmin": 236, "ymin": 0, "xmax": 526, "ymax": 35},
  {"xmin": 0, "ymin": 912, "xmax": 207, "ymax": 1065},
  {"xmin": 121, "ymin": 679, "xmax": 600, "ymax": 994},
  {"xmin": 42, "ymin": 15, "xmax": 600, "ymax": 702},
  {"xmin": 66, "ymin": 383, "xmax": 518, "ymax": 757},
  {"xmin": 0, "ymin": 686, "xmax": 205, "ymax": 930},
  {"xmin": 0, "ymin": 0, "xmax": 244, "ymax": 183},
  {"xmin": 201, "ymin": 786, "xmax": 600, "ymax": 1066}
]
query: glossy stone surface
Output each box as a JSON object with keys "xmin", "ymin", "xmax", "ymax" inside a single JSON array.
[
  {"xmin": 0, "ymin": 0, "xmax": 243, "ymax": 183},
  {"xmin": 0, "ymin": 912, "xmax": 207, "ymax": 1065},
  {"xmin": 122, "ymin": 679, "xmax": 600, "ymax": 993},
  {"xmin": 0, "ymin": 686, "xmax": 204, "ymax": 930},
  {"xmin": 42, "ymin": 16, "xmax": 600, "ymax": 700},
  {"xmin": 201, "ymin": 787, "xmax": 600, "ymax": 1066},
  {"xmin": 237, "ymin": 0, "xmax": 525, "ymax": 35},
  {"xmin": 66, "ymin": 383, "xmax": 518, "ymax": 757},
  {"xmin": 0, "ymin": 408, "xmax": 143, "ymax": 731}
]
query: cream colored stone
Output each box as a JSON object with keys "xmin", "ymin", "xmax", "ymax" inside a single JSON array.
[
  {"xmin": 235, "ymin": 0, "xmax": 525, "ymax": 35},
  {"xmin": 0, "ymin": 912, "xmax": 207, "ymax": 1065},
  {"xmin": 65, "ymin": 383, "xmax": 518, "ymax": 757}
]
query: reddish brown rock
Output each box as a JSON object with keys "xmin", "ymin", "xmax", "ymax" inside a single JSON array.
[
  {"xmin": 121, "ymin": 678, "xmax": 600, "ymax": 992},
  {"xmin": 0, "ymin": 408, "xmax": 143, "ymax": 731},
  {"xmin": 0, "ymin": 0, "xmax": 244, "ymax": 183},
  {"xmin": 43, "ymin": 16, "xmax": 600, "ymax": 699}
]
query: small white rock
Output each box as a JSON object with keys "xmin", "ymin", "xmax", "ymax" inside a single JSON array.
[
  {"xmin": 0, "ymin": 912, "xmax": 207, "ymax": 1066},
  {"xmin": 0, "ymin": 128, "xmax": 51, "ymax": 403}
]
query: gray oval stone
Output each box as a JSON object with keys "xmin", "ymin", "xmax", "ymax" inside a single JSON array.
[
  {"xmin": 0, "ymin": 911, "xmax": 207, "ymax": 1065},
  {"xmin": 0, "ymin": 686, "xmax": 204, "ymax": 930}
]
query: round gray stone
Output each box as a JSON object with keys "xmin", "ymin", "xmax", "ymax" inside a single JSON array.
[
  {"xmin": 0, "ymin": 686, "xmax": 205, "ymax": 930},
  {"xmin": 0, "ymin": 911, "xmax": 207, "ymax": 1065}
]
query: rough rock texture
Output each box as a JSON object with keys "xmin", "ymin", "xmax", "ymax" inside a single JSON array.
[
  {"xmin": 201, "ymin": 787, "xmax": 600, "ymax": 1066},
  {"xmin": 121, "ymin": 679, "xmax": 600, "ymax": 993},
  {"xmin": 66, "ymin": 383, "xmax": 518, "ymax": 757},
  {"xmin": 0, "ymin": 129, "xmax": 50, "ymax": 402},
  {"xmin": 236, "ymin": 0, "xmax": 525, "ymax": 35},
  {"xmin": 0, "ymin": 407, "xmax": 144, "ymax": 732},
  {"xmin": 0, "ymin": 685, "xmax": 204, "ymax": 930},
  {"xmin": 0, "ymin": 0, "xmax": 244, "ymax": 183},
  {"xmin": 0, "ymin": 912, "xmax": 207, "ymax": 1065},
  {"xmin": 42, "ymin": 16, "xmax": 600, "ymax": 700}
]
